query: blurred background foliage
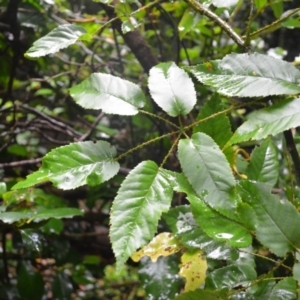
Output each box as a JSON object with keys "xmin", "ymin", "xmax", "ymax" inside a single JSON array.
[{"xmin": 0, "ymin": 0, "xmax": 300, "ymax": 298}]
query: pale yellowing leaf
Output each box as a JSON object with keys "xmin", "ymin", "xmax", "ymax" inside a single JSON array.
[
  {"xmin": 131, "ymin": 232, "xmax": 181, "ymax": 262},
  {"xmin": 179, "ymin": 250, "xmax": 207, "ymax": 292}
]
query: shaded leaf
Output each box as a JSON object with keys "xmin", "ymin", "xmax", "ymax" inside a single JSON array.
[
  {"xmin": 179, "ymin": 249, "xmax": 207, "ymax": 292},
  {"xmin": 25, "ymin": 24, "xmax": 86, "ymax": 58},
  {"xmin": 139, "ymin": 256, "xmax": 181, "ymax": 300},
  {"xmin": 0, "ymin": 182, "xmax": 7, "ymax": 197},
  {"xmin": 194, "ymin": 95, "xmax": 232, "ymax": 148},
  {"xmin": 52, "ymin": 272, "xmax": 73, "ymax": 299},
  {"xmin": 269, "ymin": 277, "xmax": 297, "ymax": 300},
  {"xmin": 148, "ymin": 62, "xmax": 196, "ymax": 117},
  {"xmin": 245, "ymin": 138, "xmax": 279, "ymax": 186},
  {"xmin": 13, "ymin": 141, "xmax": 119, "ymax": 190},
  {"xmin": 228, "ymin": 98, "xmax": 300, "ymax": 145},
  {"xmin": 238, "ymin": 181, "xmax": 300, "ymax": 256},
  {"xmin": 293, "ymin": 262, "xmax": 300, "ymax": 282},
  {"xmin": 0, "ymin": 211, "xmax": 31, "ymax": 224},
  {"xmin": 17, "ymin": 262, "xmax": 45, "ymax": 300},
  {"xmin": 163, "ymin": 206, "xmax": 239, "ymax": 260},
  {"xmin": 131, "ymin": 232, "xmax": 181, "ymax": 262},
  {"xmin": 175, "ymin": 289, "xmax": 223, "ymax": 300},
  {"xmin": 30, "ymin": 208, "xmax": 83, "ymax": 222},
  {"xmin": 178, "ymin": 8, "xmax": 200, "ymax": 39},
  {"xmin": 110, "ymin": 161, "xmax": 174, "ymax": 271},
  {"xmin": 205, "ymin": 263, "xmax": 257, "ymax": 290},
  {"xmin": 187, "ymin": 53, "xmax": 300, "ymax": 97},
  {"xmin": 69, "ymin": 73, "xmax": 146, "ymax": 115},
  {"xmin": 178, "ymin": 132, "xmax": 237, "ymax": 218}
]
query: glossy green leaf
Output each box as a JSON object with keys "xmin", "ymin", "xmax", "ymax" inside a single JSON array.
[
  {"xmin": 163, "ymin": 206, "xmax": 239, "ymax": 260},
  {"xmin": 0, "ymin": 211, "xmax": 31, "ymax": 224},
  {"xmin": 187, "ymin": 53, "xmax": 300, "ymax": 97},
  {"xmin": 205, "ymin": 263, "xmax": 257, "ymax": 290},
  {"xmin": 148, "ymin": 62, "xmax": 196, "ymax": 117},
  {"xmin": 238, "ymin": 181, "xmax": 300, "ymax": 256},
  {"xmin": 178, "ymin": 132, "xmax": 237, "ymax": 218},
  {"xmin": 269, "ymin": 277, "xmax": 297, "ymax": 300},
  {"xmin": 175, "ymin": 289, "xmax": 222, "ymax": 300},
  {"xmin": 228, "ymin": 98, "xmax": 300, "ymax": 145},
  {"xmin": 69, "ymin": 73, "xmax": 146, "ymax": 115},
  {"xmin": 25, "ymin": 24, "xmax": 86, "ymax": 58},
  {"xmin": 189, "ymin": 193, "xmax": 252, "ymax": 248},
  {"xmin": 139, "ymin": 256, "xmax": 181, "ymax": 300},
  {"xmin": 178, "ymin": 8, "xmax": 200, "ymax": 39},
  {"xmin": 13, "ymin": 141, "xmax": 119, "ymax": 190},
  {"xmin": 12, "ymin": 169, "xmax": 50, "ymax": 190},
  {"xmin": 110, "ymin": 161, "xmax": 174, "ymax": 271},
  {"xmin": 245, "ymin": 138, "xmax": 279, "ymax": 187},
  {"xmin": 30, "ymin": 208, "xmax": 83, "ymax": 222},
  {"xmin": 17, "ymin": 261, "xmax": 45, "ymax": 300}
]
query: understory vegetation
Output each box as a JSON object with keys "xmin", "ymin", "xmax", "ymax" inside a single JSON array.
[{"xmin": 1, "ymin": 0, "xmax": 300, "ymax": 299}]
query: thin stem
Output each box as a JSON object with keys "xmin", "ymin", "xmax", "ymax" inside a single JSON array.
[
  {"xmin": 115, "ymin": 130, "xmax": 180, "ymax": 161},
  {"xmin": 160, "ymin": 133, "xmax": 182, "ymax": 168},
  {"xmin": 186, "ymin": 0, "xmax": 247, "ymax": 50},
  {"xmin": 139, "ymin": 110, "xmax": 181, "ymax": 130}
]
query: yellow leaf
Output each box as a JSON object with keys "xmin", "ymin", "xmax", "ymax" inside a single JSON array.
[
  {"xmin": 131, "ymin": 232, "xmax": 181, "ymax": 262},
  {"xmin": 179, "ymin": 250, "xmax": 207, "ymax": 292}
]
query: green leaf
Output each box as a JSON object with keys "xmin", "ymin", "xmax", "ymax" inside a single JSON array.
[
  {"xmin": 189, "ymin": 194, "xmax": 252, "ymax": 248},
  {"xmin": 269, "ymin": 277, "xmax": 297, "ymax": 300},
  {"xmin": 148, "ymin": 62, "xmax": 196, "ymax": 117},
  {"xmin": 52, "ymin": 272, "xmax": 73, "ymax": 299},
  {"xmin": 69, "ymin": 73, "xmax": 146, "ymax": 115},
  {"xmin": 175, "ymin": 289, "xmax": 222, "ymax": 300},
  {"xmin": 178, "ymin": 8, "xmax": 200, "ymax": 39},
  {"xmin": 187, "ymin": 53, "xmax": 300, "ymax": 97},
  {"xmin": 254, "ymin": 0, "xmax": 267, "ymax": 10},
  {"xmin": 30, "ymin": 208, "xmax": 83, "ymax": 222},
  {"xmin": 194, "ymin": 95, "xmax": 233, "ymax": 148},
  {"xmin": 13, "ymin": 141, "xmax": 120, "ymax": 190},
  {"xmin": 271, "ymin": 1, "xmax": 283, "ymax": 18},
  {"xmin": 42, "ymin": 218, "xmax": 64, "ymax": 235},
  {"xmin": 205, "ymin": 263, "xmax": 257, "ymax": 290},
  {"xmin": 163, "ymin": 206, "xmax": 239, "ymax": 260},
  {"xmin": 0, "ymin": 182, "xmax": 7, "ymax": 197},
  {"xmin": 17, "ymin": 262, "xmax": 45, "ymax": 300},
  {"xmin": 25, "ymin": 24, "xmax": 86, "ymax": 58},
  {"xmin": 110, "ymin": 161, "xmax": 174, "ymax": 271},
  {"xmin": 0, "ymin": 211, "xmax": 32, "ymax": 224},
  {"xmin": 228, "ymin": 98, "xmax": 300, "ymax": 145},
  {"xmin": 139, "ymin": 256, "xmax": 181, "ymax": 300},
  {"xmin": 238, "ymin": 181, "xmax": 300, "ymax": 256},
  {"xmin": 293, "ymin": 262, "xmax": 300, "ymax": 282},
  {"xmin": 245, "ymin": 138, "xmax": 279, "ymax": 187},
  {"xmin": 178, "ymin": 132, "xmax": 237, "ymax": 218}
]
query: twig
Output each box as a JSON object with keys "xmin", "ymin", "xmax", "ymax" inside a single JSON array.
[
  {"xmin": 76, "ymin": 112, "xmax": 105, "ymax": 141},
  {"xmin": 284, "ymin": 129, "xmax": 300, "ymax": 185},
  {"xmin": 186, "ymin": 0, "xmax": 247, "ymax": 50},
  {"xmin": 0, "ymin": 158, "xmax": 42, "ymax": 168}
]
